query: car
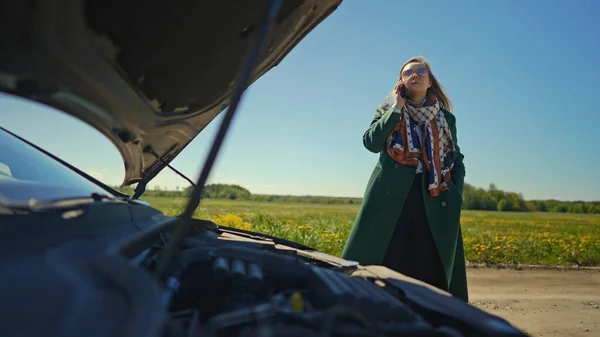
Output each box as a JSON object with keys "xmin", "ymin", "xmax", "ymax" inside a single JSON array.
[{"xmin": 0, "ymin": 1, "xmax": 530, "ymax": 336}]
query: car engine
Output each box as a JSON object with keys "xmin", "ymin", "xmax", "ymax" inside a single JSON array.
[{"xmin": 137, "ymin": 228, "xmax": 526, "ymax": 337}]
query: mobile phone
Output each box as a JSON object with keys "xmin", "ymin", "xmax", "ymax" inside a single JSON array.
[{"xmin": 396, "ymin": 82, "xmax": 407, "ymax": 98}]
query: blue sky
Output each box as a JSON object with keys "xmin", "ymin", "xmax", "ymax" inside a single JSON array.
[{"xmin": 2, "ymin": 0, "xmax": 599, "ymax": 201}]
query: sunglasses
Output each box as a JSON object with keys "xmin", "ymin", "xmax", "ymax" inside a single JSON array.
[{"xmin": 401, "ymin": 66, "xmax": 429, "ymax": 78}]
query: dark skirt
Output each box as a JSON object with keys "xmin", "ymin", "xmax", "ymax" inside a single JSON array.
[{"xmin": 381, "ymin": 173, "xmax": 448, "ymax": 292}]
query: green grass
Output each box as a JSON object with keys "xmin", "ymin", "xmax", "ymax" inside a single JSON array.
[{"xmin": 142, "ymin": 197, "xmax": 600, "ymax": 267}]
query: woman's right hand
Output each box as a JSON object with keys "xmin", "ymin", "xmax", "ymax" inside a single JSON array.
[{"xmin": 392, "ymin": 82, "xmax": 405, "ymax": 109}]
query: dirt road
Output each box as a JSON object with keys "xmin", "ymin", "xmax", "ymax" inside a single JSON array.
[{"xmin": 467, "ymin": 267, "xmax": 600, "ymax": 337}]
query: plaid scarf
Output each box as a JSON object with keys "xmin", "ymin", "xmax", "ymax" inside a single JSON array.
[{"xmin": 386, "ymin": 94, "xmax": 456, "ymax": 197}]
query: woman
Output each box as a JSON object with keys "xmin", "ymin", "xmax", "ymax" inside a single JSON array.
[{"xmin": 341, "ymin": 56, "xmax": 468, "ymax": 302}]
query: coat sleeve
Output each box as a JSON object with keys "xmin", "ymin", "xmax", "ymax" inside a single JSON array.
[
  {"xmin": 362, "ymin": 104, "xmax": 402, "ymax": 153},
  {"xmin": 447, "ymin": 111, "xmax": 466, "ymax": 196}
]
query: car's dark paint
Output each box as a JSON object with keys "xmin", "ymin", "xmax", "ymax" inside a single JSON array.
[
  {"xmin": 0, "ymin": 202, "xmax": 166, "ymax": 253},
  {"xmin": 0, "ymin": 232, "xmax": 166, "ymax": 337}
]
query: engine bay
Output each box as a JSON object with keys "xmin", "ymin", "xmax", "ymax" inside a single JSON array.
[{"xmin": 135, "ymin": 226, "xmax": 528, "ymax": 337}]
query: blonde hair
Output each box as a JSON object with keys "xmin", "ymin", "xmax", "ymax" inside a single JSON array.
[{"xmin": 384, "ymin": 56, "xmax": 453, "ymax": 111}]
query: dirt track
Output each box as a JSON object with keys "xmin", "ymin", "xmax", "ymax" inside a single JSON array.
[{"xmin": 467, "ymin": 267, "xmax": 600, "ymax": 337}]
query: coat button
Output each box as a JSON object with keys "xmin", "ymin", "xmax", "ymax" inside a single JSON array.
[
  {"xmin": 385, "ymin": 189, "xmax": 391, "ymax": 196},
  {"xmin": 441, "ymin": 201, "xmax": 447, "ymax": 207}
]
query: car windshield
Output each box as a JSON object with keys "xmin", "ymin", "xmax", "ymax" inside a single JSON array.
[{"xmin": 0, "ymin": 128, "xmax": 113, "ymax": 204}]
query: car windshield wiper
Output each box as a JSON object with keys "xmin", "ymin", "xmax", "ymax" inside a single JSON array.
[{"xmin": 0, "ymin": 192, "xmax": 125, "ymax": 213}]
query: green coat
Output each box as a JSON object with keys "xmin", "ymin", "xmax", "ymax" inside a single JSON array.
[{"xmin": 341, "ymin": 104, "xmax": 469, "ymax": 302}]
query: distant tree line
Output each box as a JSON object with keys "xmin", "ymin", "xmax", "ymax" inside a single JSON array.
[
  {"xmin": 462, "ymin": 183, "xmax": 600, "ymax": 213},
  {"xmin": 111, "ymin": 182, "xmax": 600, "ymax": 214},
  {"xmin": 113, "ymin": 184, "xmax": 251, "ymax": 200}
]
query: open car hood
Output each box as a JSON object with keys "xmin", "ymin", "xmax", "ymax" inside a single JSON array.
[{"xmin": 0, "ymin": 0, "xmax": 341, "ymax": 186}]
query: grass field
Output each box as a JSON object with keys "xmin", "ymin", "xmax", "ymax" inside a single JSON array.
[{"xmin": 142, "ymin": 197, "xmax": 600, "ymax": 267}]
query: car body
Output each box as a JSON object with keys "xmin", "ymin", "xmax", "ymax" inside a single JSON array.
[{"xmin": 0, "ymin": 0, "xmax": 530, "ymax": 336}]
